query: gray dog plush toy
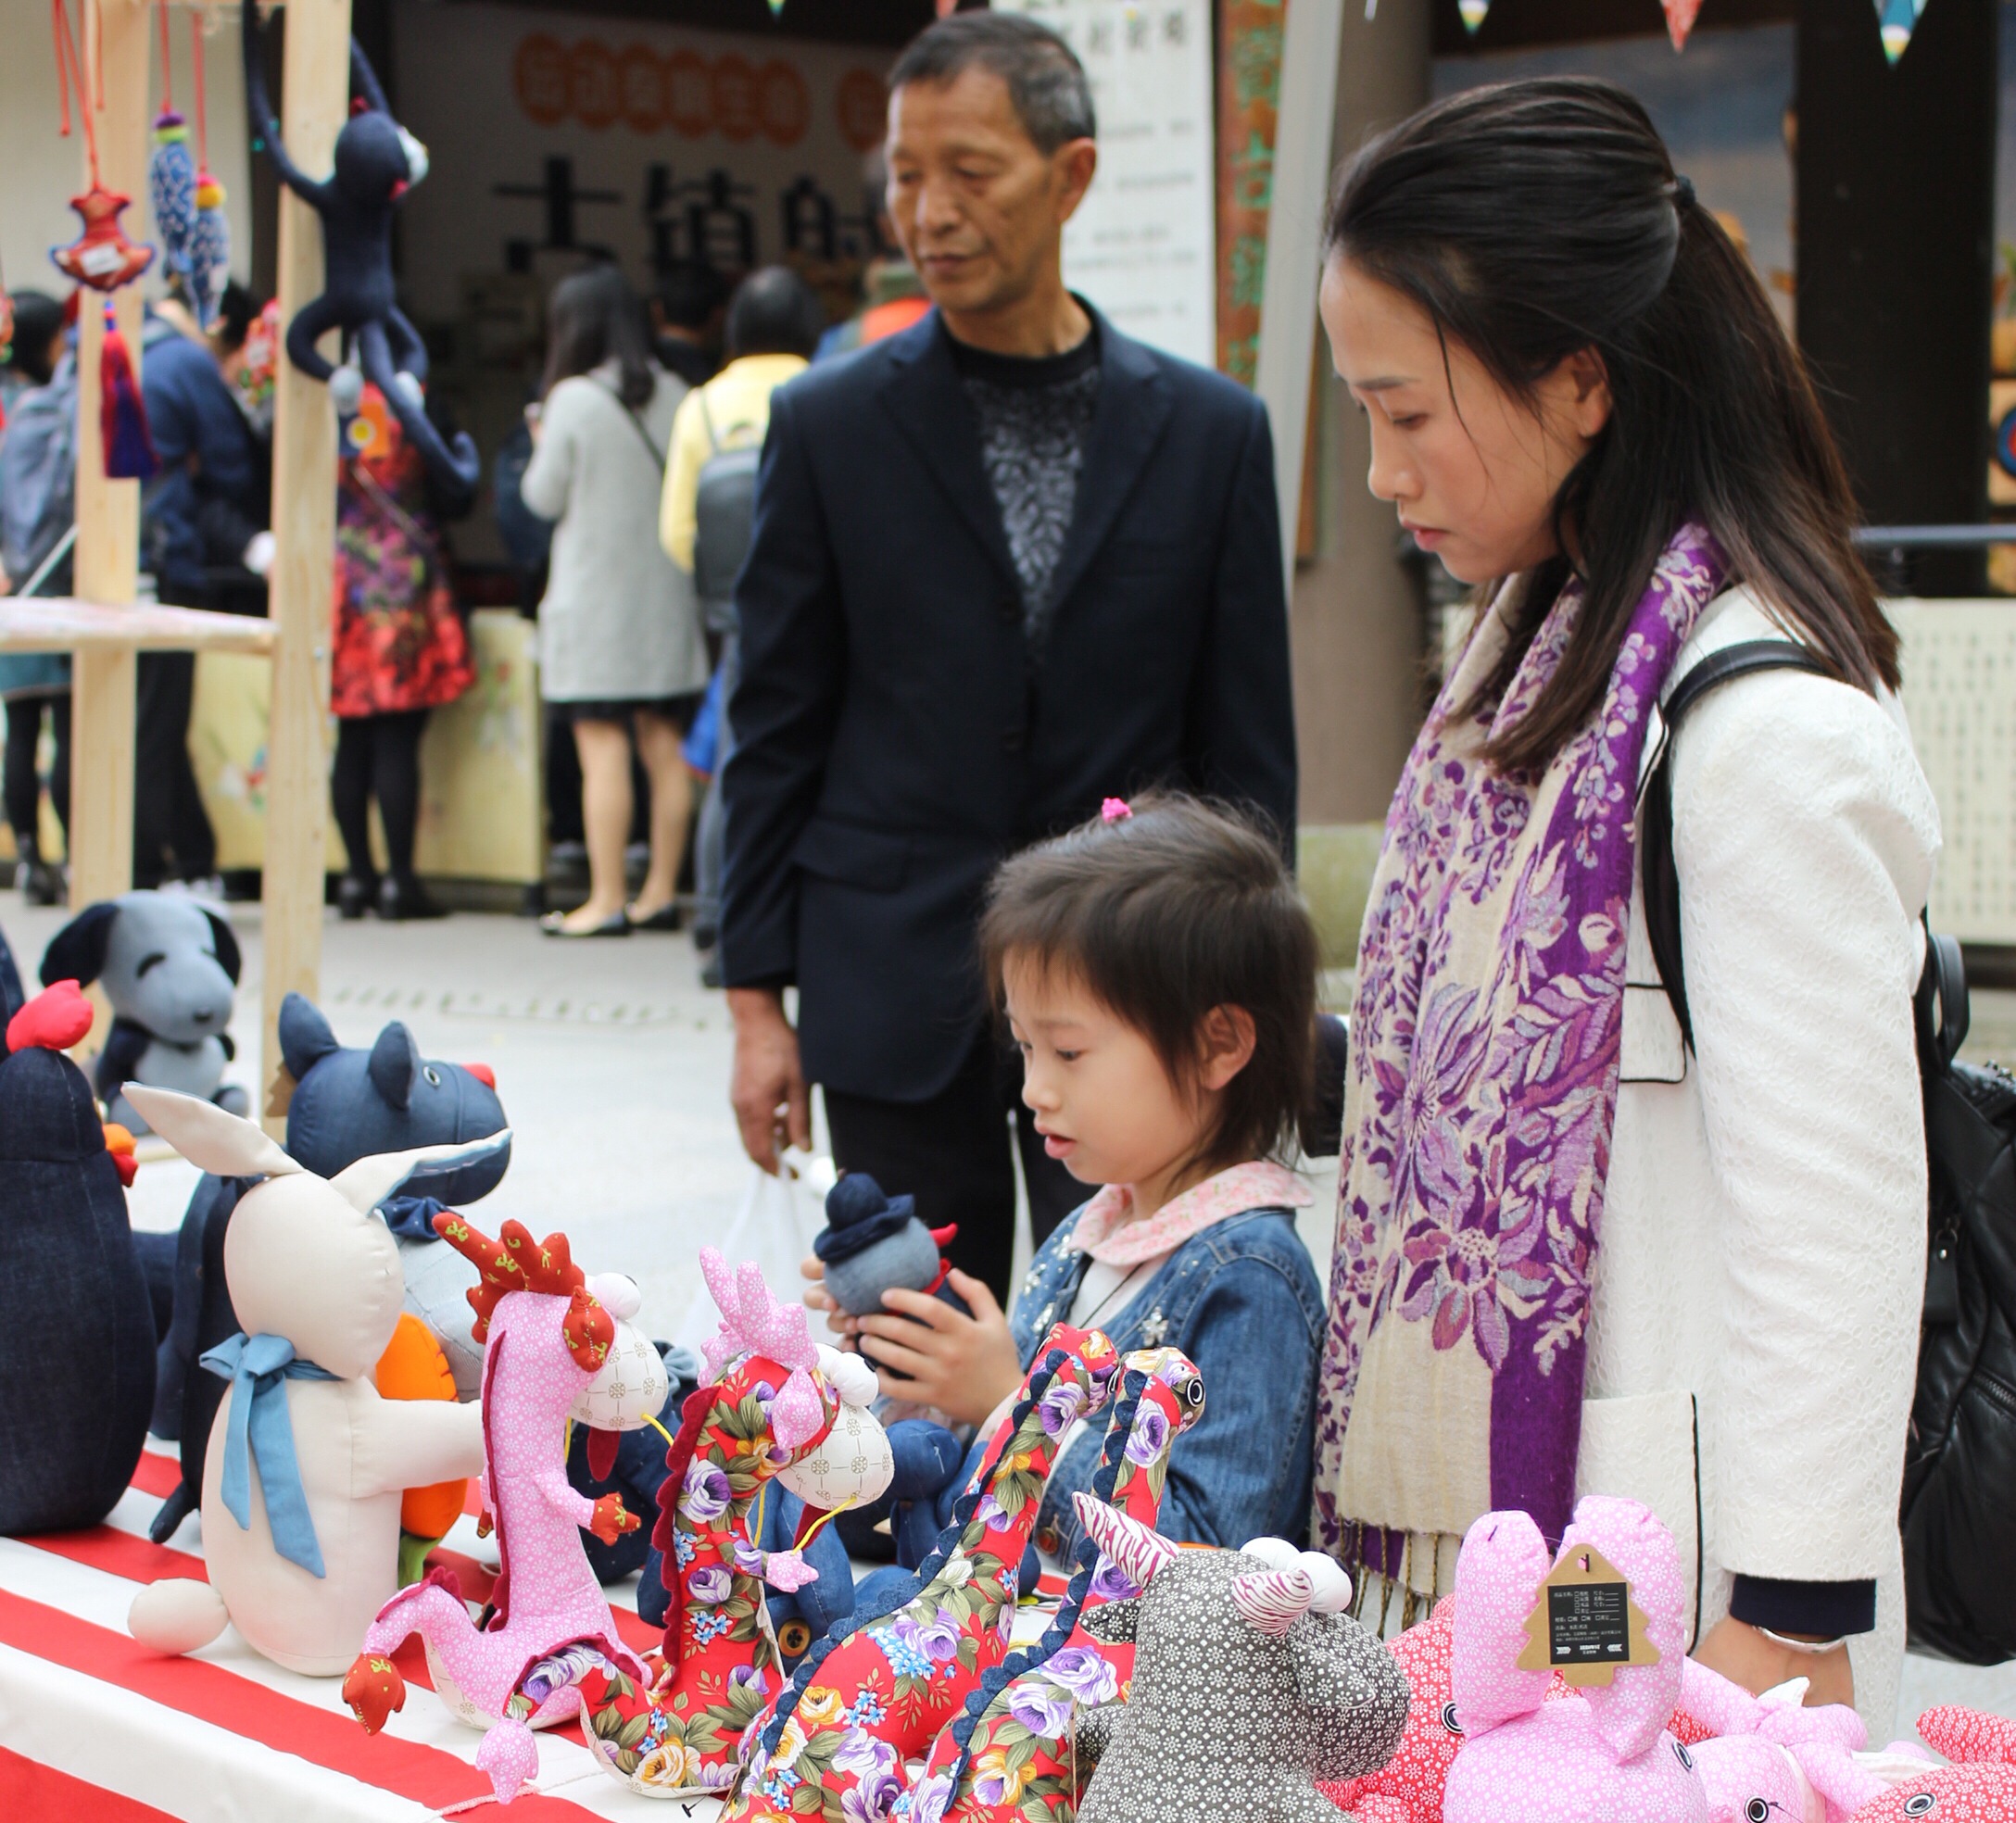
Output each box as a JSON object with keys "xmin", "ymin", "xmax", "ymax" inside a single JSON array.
[
  {"xmin": 41, "ymin": 892, "xmax": 245, "ymax": 1132},
  {"xmin": 1065, "ymin": 1493, "xmax": 1409, "ymax": 1822}
]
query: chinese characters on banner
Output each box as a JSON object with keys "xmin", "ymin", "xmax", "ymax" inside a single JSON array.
[
  {"xmin": 995, "ymin": 0, "xmax": 1218, "ymax": 371},
  {"xmin": 388, "ymin": 2, "xmax": 893, "ymax": 329}
]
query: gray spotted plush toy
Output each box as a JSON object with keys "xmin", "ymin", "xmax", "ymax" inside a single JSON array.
[
  {"xmin": 1066, "ymin": 1492, "xmax": 1409, "ymax": 1823},
  {"xmin": 41, "ymin": 892, "xmax": 246, "ymax": 1133}
]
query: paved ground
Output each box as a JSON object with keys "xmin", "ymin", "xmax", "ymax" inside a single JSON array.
[{"xmin": 3, "ymin": 883, "xmax": 2011, "ymax": 1735}]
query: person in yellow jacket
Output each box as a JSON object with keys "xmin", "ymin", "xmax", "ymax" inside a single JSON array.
[{"xmin": 660, "ymin": 266, "xmax": 825, "ymax": 979}]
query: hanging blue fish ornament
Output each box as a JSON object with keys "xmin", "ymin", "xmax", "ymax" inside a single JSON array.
[
  {"xmin": 149, "ymin": 106, "xmax": 200, "ymax": 303},
  {"xmin": 183, "ymin": 8, "xmax": 229, "ymax": 329},
  {"xmin": 186, "ymin": 164, "xmax": 230, "ymax": 329}
]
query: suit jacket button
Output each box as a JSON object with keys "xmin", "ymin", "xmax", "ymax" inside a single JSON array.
[{"xmin": 1002, "ymin": 728, "xmax": 1025, "ymax": 753}]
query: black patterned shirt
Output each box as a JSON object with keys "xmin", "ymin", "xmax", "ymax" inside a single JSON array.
[{"xmin": 949, "ymin": 323, "xmax": 1102, "ymax": 655}]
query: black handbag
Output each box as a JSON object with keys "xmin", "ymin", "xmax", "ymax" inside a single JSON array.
[{"xmin": 1644, "ymin": 638, "xmax": 2016, "ymax": 1664}]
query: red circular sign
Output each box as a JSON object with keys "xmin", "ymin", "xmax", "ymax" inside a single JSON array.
[
  {"xmin": 757, "ymin": 59, "xmax": 811, "ymax": 147},
  {"xmin": 513, "ymin": 34, "xmax": 569, "ymax": 127},
  {"xmin": 570, "ymin": 41, "xmax": 620, "ymax": 131},
  {"xmin": 618, "ymin": 44, "xmax": 664, "ymax": 133},
  {"xmin": 712, "ymin": 54, "xmax": 760, "ymax": 143},
  {"xmin": 666, "ymin": 48, "xmax": 712, "ymax": 138},
  {"xmin": 837, "ymin": 68, "xmax": 888, "ymax": 153}
]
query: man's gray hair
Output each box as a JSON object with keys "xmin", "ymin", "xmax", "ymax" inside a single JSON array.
[{"xmin": 889, "ymin": 12, "xmax": 1097, "ymax": 154}]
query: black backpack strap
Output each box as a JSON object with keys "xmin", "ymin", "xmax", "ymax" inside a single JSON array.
[
  {"xmin": 1642, "ymin": 639, "xmax": 1836, "ymax": 1051},
  {"xmin": 1915, "ymin": 922, "xmax": 1969, "ymax": 1070}
]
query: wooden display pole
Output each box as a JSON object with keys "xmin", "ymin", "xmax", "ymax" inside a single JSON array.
[
  {"xmin": 258, "ymin": 0, "xmax": 349, "ymax": 1135},
  {"xmin": 69, "ymin": 0, "xmax": 150, "ymax": 930},
  {"xmin": 1253, "ymin": 0, "xmax": 1344, "ymax": 585}
]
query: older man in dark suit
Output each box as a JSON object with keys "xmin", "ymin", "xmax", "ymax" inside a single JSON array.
[{"xmin": 721, "ymin": 12, "xmax": 1297, "ymax": 1311}]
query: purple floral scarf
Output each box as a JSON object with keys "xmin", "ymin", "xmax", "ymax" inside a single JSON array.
[{"xmin": 1313, "ymin": 522, "xmax": 1729, "ymax": 1565}]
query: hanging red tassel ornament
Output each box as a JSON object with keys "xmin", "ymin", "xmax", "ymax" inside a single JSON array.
[
  {"xmin": 98, "ymin": 300, "xmax": 158, "ymax": 481},
  {"xmin": 55, "ymin": 184, "xmax": 157, "ymax": 293},
  {"xmin": 47, "ymin": 0, "xmax": 155, "ymax": 293}
]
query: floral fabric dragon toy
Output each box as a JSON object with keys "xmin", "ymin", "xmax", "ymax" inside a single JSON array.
[
  {"xmin": 574, "ymin": 1249, "xmax": 892, "ymax": 1798},
  {"xmin": 342, "ymin": 1213, "xmax": 671, "ymax": 1803},
  {"xmin": 904, "ymin": 1347, "xmax": 1207, "ymax": 1823},
  {"xmin": 725, "ymin": 1325, "xmax": 1121, "ymax": 1821}
]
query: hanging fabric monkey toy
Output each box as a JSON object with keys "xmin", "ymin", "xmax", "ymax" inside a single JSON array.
[{"xmin": 240, "ymin": 0, "xmax": 478, "ymax": 493}]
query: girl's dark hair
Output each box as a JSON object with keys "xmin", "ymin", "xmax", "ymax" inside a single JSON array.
[
  {"xmin": 1325, "ymin": 77, "xmax": 1898, "ymax": 773},
  {"xmin": 541, "ymin": 263, "xmax": 653, "ymax": 409},
  {"xmin": 978, "ymin": 793, "xmax": 1319, "ymax": 1176}
]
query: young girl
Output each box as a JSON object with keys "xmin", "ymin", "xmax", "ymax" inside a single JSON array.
[
  {"xmin": 805, "ymin": 792, "xmax": 1328, "ymax": 1559},
  {"xmin": 1314, "ymin": 79, "xmax": 1937, "ymax": 1738}
]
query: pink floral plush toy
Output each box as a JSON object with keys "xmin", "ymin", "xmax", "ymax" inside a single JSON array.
[
  {"xmin": 1848, "ymin": 1709, "xmax": 2016, "ymax": 1822},
  {"xmin": 342, "ymin": 1215, "xmax": 671, "ymax": 1804},
  {"xmin": 1678, "ymin": 1656, "xmax": 1899, "ymax": 1822},
  {"xmin": 1442, "ymin": 1496, "xmax": 1708, "ymax": 1823}
]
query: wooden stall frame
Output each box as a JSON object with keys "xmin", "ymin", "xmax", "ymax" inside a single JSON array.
[
  {"xmin": 1254, "ymin": 0, "xmax": 1345, "ymax": 585},
  {"xmin": 32, "ymin": 0, "xmax": 337, "ymax": 1108},
  {"xmin": 258, "ymin": 0, "xmax": 350, "ymax": 1134}
]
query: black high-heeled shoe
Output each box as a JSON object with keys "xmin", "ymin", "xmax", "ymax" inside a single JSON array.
[
  {"xmin": 337, "ymin": 872, "xmax": 377, "ymax": 921},
  {"xmin": 540, "ymin": 908, "xmax": 631, "ymax": 938},
  {"xmin": 378, "ymin": 874, "xmax": 447, "ymax": 921}
]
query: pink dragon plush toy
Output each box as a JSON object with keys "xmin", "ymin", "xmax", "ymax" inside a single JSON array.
[
  {"xmin": 342, "ymin": 1213, "xmax": 670, "ymax": 1804},
  {"xmin": 1679, "ymin": 1655, "xmax": 1904, "ymax": 1822},
  {"xmin": 1442, "ymin": 1495, "xmax": 1709, "ymax": 1823}
]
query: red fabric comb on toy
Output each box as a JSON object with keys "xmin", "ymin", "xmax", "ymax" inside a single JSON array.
[{"xmin": 6, "ymin": 980, "xmax": 94, "ymax": 1053}]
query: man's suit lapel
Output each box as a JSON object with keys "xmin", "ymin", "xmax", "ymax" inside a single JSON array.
[
  {"xmin": 875, "ymin": 312, "xmax": 1018, "ymax": 587},
  {"xmin": 1041, "ymin": 319, "xmax": 1173, "ymax": 622}
]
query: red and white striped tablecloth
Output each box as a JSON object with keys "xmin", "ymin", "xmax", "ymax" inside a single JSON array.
[{"xmin": 0, "ymin": 1441, "xmax": 714, "ymax": 1822}]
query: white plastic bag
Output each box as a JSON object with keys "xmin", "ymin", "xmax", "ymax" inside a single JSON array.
[{"xmin": 674, "ymin": 1148, "xmax": 835, "ymax": 1353}]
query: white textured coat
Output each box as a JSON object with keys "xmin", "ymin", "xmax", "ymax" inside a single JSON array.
[
  {"xmin": 1583, "ymin": 588, "xmax": 1940, "ymax": 1741},
  {"xmin": 521, "ymin": 361, "xmax": 709, "ymax": 704}
]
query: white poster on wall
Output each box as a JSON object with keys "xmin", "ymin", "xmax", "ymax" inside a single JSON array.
[{"xmin": 995, "ymin": 0, "xmax": 1216, "ymax": 369}]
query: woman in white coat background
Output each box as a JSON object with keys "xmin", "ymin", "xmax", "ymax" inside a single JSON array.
[
  {"xmin": 1311, "ymin": 77, "xmax": 1940, "ymax": 1741},
  {"xmin": 523, "ymin": 265, "xmax": 709, "ymax": 937}
]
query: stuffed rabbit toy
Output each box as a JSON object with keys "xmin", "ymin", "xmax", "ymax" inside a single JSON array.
[
  {"xmin": 122, "ymin": 1085, "xmax": 500, "ymax": 1675},
  {"xmin": 1443, "ymin": 1495, "xmax": 1708, "ymax": 1823}
]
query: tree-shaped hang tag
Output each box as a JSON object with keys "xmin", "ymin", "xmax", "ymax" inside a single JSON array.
[{"xmin": 1513, "ymin": 1541, "xmax": 1660, "ymax": 1688}]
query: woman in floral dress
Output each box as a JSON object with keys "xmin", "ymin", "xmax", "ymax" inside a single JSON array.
[{"xmin": 329, "ymin": 382, "xmax": 475, "ymax": 920}]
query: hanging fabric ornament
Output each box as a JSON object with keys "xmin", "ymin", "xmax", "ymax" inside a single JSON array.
[
  {"xmin": 98, "ymin": 299, "xmax": 158, "ymax": 481},
  {"xmin": 1874, "ymin": 0, "xmax": 1928, "ymax": 63},
  {"xmin": 149, "ymin": 1, "xmax": 200, "ymax": 305},
  {"xmin": 150, "ymin": 115, "xmax": 198, "ymax": 294},
  {"xmin": 1662, "ymin": 0, "xmax": 1704, "ymax": 51},
  {"xmin": 185, "ymin": 10, "xmax": 229, "ymax": 325},
  {"xmin": 1458, "ymin": 0, "xmax": 1491, "ymax": 35},
  {"xmin": 48, "ymin": 0, "xmax": 156, "ymax": 293}
]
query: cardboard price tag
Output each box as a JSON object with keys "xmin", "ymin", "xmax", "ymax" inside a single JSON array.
[{"xmin": 1514, "ymin": 1542, "xmax": 1660, "ymax": 1687}]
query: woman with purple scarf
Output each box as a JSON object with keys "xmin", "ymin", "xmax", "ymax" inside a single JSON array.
[{"xmin": 1310, "ymin": 78, "xmax": 1938, "ymax": 1742}]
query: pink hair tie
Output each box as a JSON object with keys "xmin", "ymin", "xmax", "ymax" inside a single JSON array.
[{"xmin": 1102, "ymin": 798, "xmax": 1132, "ymax": 823}]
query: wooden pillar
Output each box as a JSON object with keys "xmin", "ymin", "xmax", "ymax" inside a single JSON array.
[
  {"xmin": 1254, "ymin": 0, "xmax": 1345, "ymax": 582},
  {"xmin": 69, "ymin": 0, "xmax": 150, "ymax": 924},
  {"xmin": 1796, "ymin": 0, "xmax": 1998, "ymax": 595},
  {"xmin": 259, "ymin": 0, "xmax": 349, "ymax": 1131}
]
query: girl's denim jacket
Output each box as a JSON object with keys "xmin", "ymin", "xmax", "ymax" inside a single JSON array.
[{"xmin": 1007, "ymin": 1200, "xmax": 1324, "ymax": 1565}]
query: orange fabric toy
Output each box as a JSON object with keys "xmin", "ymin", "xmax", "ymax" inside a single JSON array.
[{"xmin": 372, "ymin": 1312, "xmax": 467, "ymax": 1567}]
